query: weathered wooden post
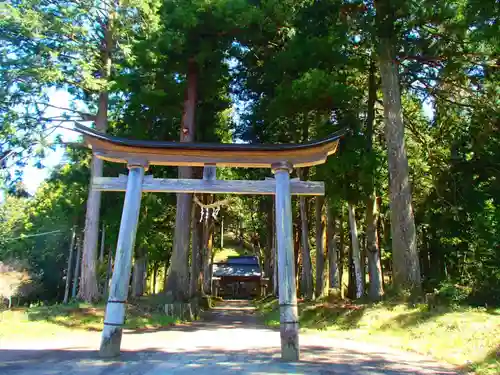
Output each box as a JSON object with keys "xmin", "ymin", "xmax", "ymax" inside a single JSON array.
[
  {"xmin": 99, "ymin": 163, "xmax": 145, "ymax": 358},
  {"xmin": 272, "ymin": 161, "xmax": 299, "ymax": 361}
]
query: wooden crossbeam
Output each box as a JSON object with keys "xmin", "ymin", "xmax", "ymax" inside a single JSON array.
[{"xmin": 93, "ymin": 176, "xmax": 324, "ymax": 196}]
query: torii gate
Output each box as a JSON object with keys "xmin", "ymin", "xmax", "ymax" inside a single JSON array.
[{"xmin": 75, "ymin": 123, "xmax": 342, "ymax": 361}]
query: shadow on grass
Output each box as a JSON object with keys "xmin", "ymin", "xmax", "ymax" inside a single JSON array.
[
  {"xmin": 377, "ymin": 308, "xmax": 437, "ymax": 330},
  {"xmin": 25, "ymin": 301, "xmax": 177, "ymax": 333},
  {"xmin": 26, "ymin": 304, "xmax": 104, "ymax": 332},
  {"xmin": 256, "ymin": 298, "xmax": 368, "ymax": 331},
  {"xmin": 299, "ymin": 302, "xmax": 367, "ymax": 330}
]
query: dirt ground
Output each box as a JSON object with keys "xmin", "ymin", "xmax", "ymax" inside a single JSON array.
[{"xmin": 0, "ymin": 300, "xmax": 460, "ymax": 374}]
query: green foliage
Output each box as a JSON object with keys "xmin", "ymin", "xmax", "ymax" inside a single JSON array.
[
  {"xmin": 255, "ymin": 297, "xmax": 500, "ymax": 374},
  {"xmin": 0, "ymin": 0, "xmax": 498, "ymax": 308},
  {"xmin": 435, "ymin": 282, "xmax": 472, "ymax": 307},
  {"xmin": 0, "ymin": 300, "xmax": 177, "ymax": 340}
]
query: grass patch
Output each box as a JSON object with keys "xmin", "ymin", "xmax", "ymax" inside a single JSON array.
[
  {"xmin": 0, "ymin": 298, "xmax": 178, "ymax": 340},
  {"xmin": 212, "ymin": 235, "xmax": 253, "ymax": 263},
  {"xmin": 255, "ymin": 297, "xmax": 500, "ymax": 375}
]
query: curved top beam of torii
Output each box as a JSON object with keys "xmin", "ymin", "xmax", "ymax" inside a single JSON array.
[{"xmin": 74, "ymin": 122, "xmax": 344, "ymax": 168}]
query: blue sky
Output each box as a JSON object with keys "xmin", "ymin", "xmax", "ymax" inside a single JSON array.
[{"xmin": 9, "ymin": 89, "xmax": 84, "ymax": 194}]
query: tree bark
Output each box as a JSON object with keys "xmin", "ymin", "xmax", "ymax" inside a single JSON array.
[
  {"xmin": 63, "ymin": 228, "xmax": 75, "ymax": 304},
  {"xmin": 326, "ymin": 204, "xmax": 339, "ymax": 290},
  {"xmin": 315, "ymin": 197, "xmax": 326, "ymax": 298},
  {"xmin": 190, "ymin": 203, "xmax": 202, "ymax": 298},
  {"xmin": 376, "ymin": 0, "xmax": 421, "ymax": 292},
  {"xmin": 265, "ymin": 198, "xmax": 274, "ymax": 279},
  {"xmin": 360, "ymin": 238, "xmax": 366, "ymax": 292},
  {"xmin": 132, "ymin": 248, "xmax": 147, "ymax": 297},
  {"xmin": 348, "ymin": 203, "xmax": 363, "ymax": 298},
  {"xmin": 103, "ymin": 247, "xmax": 113, "ymax": 298},
  {"xmin": 420, "ymin": 227, "xmax": 431, "ymax": 288},
  {"xmin": 377, "ymin": 213, "xmax": 386, "ymax": 289},
  {"xmin": 365, "ymin": 56, "xmax": 384, "ymax": 300},
  {"xmin": 338, "ymin": 204, "xmax": 345, "ymax": 297},
  {"xmin": 202, "ymin": 196, "xmax": 214, "ymax": 295},
  {"xmin": 79, "ymin": 10, "xmax": 114, "ymax": 303},
  {"xmin": 164, "ymin": 58, "xmax": 198, "ymax": 302},
  {"xmin": 99, "ymin": 224, "xmax": 106, "ymax": 263},
  {"xmin": 299, "ymin": 195, "xmax": 313, "ymax": 300},
  {"xmin": 293, "ymin": 212, "xmax": 301, "ymax": 288},
  {"xmin": 72, "ymin": 236, "xmax": 82, "ymax": 299},
  {"xmin": 366, "ymin": 193, "xmax": 384, "ymax": 300},
  {"xmin": 152, "ymin": 261, "xmax": 158, "ymax": 294}
]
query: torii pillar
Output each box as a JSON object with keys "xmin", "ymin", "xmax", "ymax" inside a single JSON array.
[
  {"xmin": 272, "ymin": 161, "xmax": 299, "ymax": 361},
  {"xmin": 100, "ymin": 161, "xmax": 146, "ymax": 357}
]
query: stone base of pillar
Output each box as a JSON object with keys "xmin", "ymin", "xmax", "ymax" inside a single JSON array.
[{"xmin": 99, "ymin": 326, "xmax": 123, "ymax": 357}]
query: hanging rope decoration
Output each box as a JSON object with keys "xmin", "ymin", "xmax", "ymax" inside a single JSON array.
[{"xmin": 193, "ymin": 196, "xmax": 231, "ymax": 223}]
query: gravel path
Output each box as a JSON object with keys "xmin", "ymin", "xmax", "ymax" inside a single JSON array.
[{"xmin": 0, "ymin": 300, "xmax": 460, "ymax": 374}]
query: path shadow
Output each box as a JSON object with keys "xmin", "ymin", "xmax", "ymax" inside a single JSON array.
[
  {"xmin": 0, "ymin": 346, "xmax": 459, "ymax": 375},
  {"xmin": 127, "ymin": 299, "xmax": 267, "ymax": 335}
]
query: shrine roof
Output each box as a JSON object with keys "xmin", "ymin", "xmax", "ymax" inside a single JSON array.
[{"xmin": 74, "ymin": 123, "xmax": 344, "ymax": 168}]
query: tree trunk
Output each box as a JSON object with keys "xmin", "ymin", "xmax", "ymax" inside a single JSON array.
[
  {"xmin": 376, "ymin": 0, "xmax": 421, "ymax": 292},
  {"xmin": 315, "ymin": 197, "xmax": 326, "ymax": 298},
  {"xmin": 364, "ymin": 56, "xmax": 384, "ymax": 300},
  {"xmin": 79, "ymin": 11, "xmax": 114, "ymax": 303},
  {"xmin": 299, "ymin": 196, "xmax": 313, "ymax": 300},
  {"xmin": 99, "ymin": 224, "xmax": 105, "ymax": 263},
  {"xmin": 72, "ymin": 236, "xmax": 82, "ymax": 299},
  {"xmin": 377, "ymin": 213, "xmax": 386, "ymax": 289},
  {"xmin": 152, "ymin": 261, "xmax": 158, "ymax": 294},
  {"xmin": 132, "ymin": 248, "xmax": 147, "ymax": 297},
  {"xmin": 366, "ymin": 193, "xmax": 384, "ymax": 300},
  {"xmin": 103, "ymin": 247, "xmax": 113, "ymax": 298},
  {"xmin": 293, "ymin": 212, "xmax": 301, "ymax": 288},
  {"xmin": 164, "ymin": 58, "xmax": 198, "ymax": 303},
  {"xmin": 360, "ymin": 239, "xmax": 366, "ymax": 292},
  {"xmin": 348, "ymin": 203, "xmax": 363, "ymax": 298},
  {"xmin": 265, "ymin": 198, "xmax": 274, "ymax": 279},
  {"xmin": 190, "ymin": 203, "xmax": 202, "ymax": 298},
  {"xmin": 420, "ymin": 227, "xmax": 431, "ymax": 289},
  {"xmin": 202, "ymin": 196, "xmax": 214, "ymax": 295},
  {"xmin": 327, "ymin": 204, "xmax": 339, "ymax": 290},
  {"xmin": 63, "ymin": 228, "xmax": 76, "ymax": 304},
  {"xmin": 338, "ymin": 203, "xmax": 345, "ymax": 297}
]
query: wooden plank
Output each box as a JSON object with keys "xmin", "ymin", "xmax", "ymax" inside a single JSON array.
[
  {"xmin": 274, "ymin": 164, "xmax": 300, "ymax": 361},
  {"xmin": 203, "ymin": 165, "xmax": 216, "ymax": 181},
  {"xmin": 100, "ymin": 166, "xmax": 145, "ymax": 357},
  {"xmin": 93, "ymin": 177, "xmax": 325, "ymax": 196}
]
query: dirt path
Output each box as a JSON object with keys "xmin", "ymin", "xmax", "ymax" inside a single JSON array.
[{"xmin": 0, "ymin": 300, "xmax": 460, "ymax": 374}]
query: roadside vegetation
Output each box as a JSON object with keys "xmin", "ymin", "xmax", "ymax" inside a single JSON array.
[
  {"xmin": 256, "ymin": 295, "xmax": 500, "ymax": 375},
  {"xmin": 0, "ymin": 299, "xmax": 178, "ymax": 341}
]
